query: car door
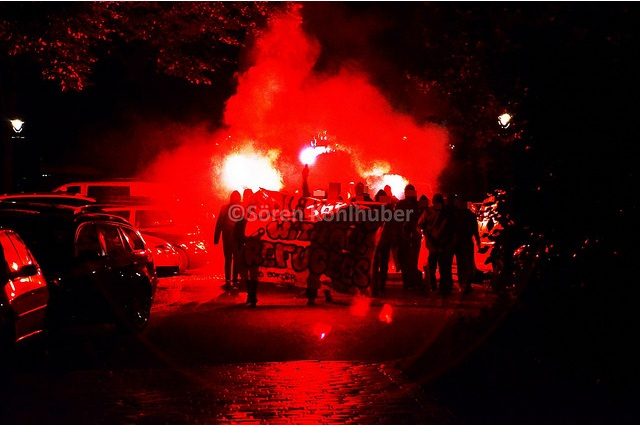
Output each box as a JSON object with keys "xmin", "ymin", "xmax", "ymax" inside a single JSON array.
[
  {"xmin": 91, "ymin": 222, "xmax": 136, "ymax": 316},
  {"xmin": 68, "ymin": 221, "xmax": 112, "ymax": 322},
  {"xmin": 119, "ymin": 225, "xmax": 157, "ymax": 285},
  {"xmin": 0, "ymin": 229, "xmax": 49, "ymax": 342}
]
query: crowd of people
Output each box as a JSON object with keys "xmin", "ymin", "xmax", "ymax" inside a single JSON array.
[
  {"xmin": 370, "ymin": 184, "xmax": 482, "ymax": 298},
  {"xmin": 214, "ymin": 180, "xmax": 483, "ymax": 307}
]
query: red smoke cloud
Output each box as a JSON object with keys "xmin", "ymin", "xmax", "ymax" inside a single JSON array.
[{"xmin": 144, "ymin": 6, "xmax": 448, "ymax": 209}]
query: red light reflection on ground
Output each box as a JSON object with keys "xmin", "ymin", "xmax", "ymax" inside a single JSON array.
[
  {"xmin": 312, "ymin": 322, "xmax": 332, "ymax": 340},
  {"xmin": 349, "ymin": 294, "xmax": 370, "ymax": 317},
  {"xmin": 379, "ymin": 303, "xmax": 393, "ymax": 324}
]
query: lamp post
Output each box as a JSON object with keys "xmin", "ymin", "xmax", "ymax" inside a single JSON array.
[{"xmin": 3, "ymin": 118, "xmax": 25, "ymax": 193}]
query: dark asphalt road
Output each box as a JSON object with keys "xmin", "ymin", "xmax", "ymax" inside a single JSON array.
[
  {"xmin": 1, "ymin": 266, "xmax": 505, "ymax": 424},
  {"xmin": 3, "ymin": 265, "xmax": 635, "ymax": 424}
]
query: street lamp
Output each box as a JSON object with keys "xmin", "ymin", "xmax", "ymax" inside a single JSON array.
[
  {"xmin": 10, "ymin": 119, "xmax": 24, "ymax": 133},
  {"xmin": 3, "ymin": 118, "xmax": 26, "ymax": 192},
  {"xmin": 10, "ymin": 119, "xmax": 25, "ymax": 139},
  {"xmin": 498, "ymin": 113, "xmax": 512, "ymax": 129}
]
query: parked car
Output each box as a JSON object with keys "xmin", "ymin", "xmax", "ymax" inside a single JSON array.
[
  {"xmin": 141, "ymin": 232, "xmax": 185, "ymax": 276},
  {"xmin": 1, "ymin": 194, "xmax": 184, "ymax": 275},
  {"xmin": 0, "ymin": 202, "xmax": 158, "ymax": 333},
  {"xmin": 53, "ymin": 179, "xmax": 167, "ymax": 203},
  {"xmin": 0, "ymin": 192, "xmax": 98, "ymax": 207},
  {"xmin": 0, "ymin": 228, "xmax": 49, "ymax": 362},
  {"xmin": 98, "ymin": 204, "xmax": 211, "ymax": 270}
]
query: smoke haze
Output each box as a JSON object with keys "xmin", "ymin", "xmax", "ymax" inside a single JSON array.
[{"xmin": 142, "ymin": 5, "xmax": 449, "ymax": 207}]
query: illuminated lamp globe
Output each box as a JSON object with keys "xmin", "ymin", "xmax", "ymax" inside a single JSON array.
[{"xmin": 10, "ymin": 119, "xmax": 25, "ymax": 133}]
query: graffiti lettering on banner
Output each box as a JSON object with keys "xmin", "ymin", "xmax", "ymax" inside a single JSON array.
[{"xmin": 240, "ymin": 195, "xmax": 383, "ymax": 290}]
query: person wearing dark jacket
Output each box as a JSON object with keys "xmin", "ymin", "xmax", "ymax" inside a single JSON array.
[
  {"xmin": 214, "ymin": 190, "xmax": 242, "ymax": 290},
  {"xmin": 451, "ymin": 197, "xmax": 482, "ymax": 295},
  {"xmin": 394, "ymin": 184, "xmax": 423, "ymax": 292},
  {"xmin": 419, "ymin": 193, "xmax": 455, "ymax": 296},
  {"xmin": 235, "ymin": 191, "xmax": 261, "ymax": 307},
  {"xmin": 372, "ymin": 188, "xmax": 400, "ymax": 296}
]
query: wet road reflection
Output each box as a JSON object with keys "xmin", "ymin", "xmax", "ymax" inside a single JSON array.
[
  {"xmin": 3, "ymin": 360, "xmax": 461, "ymax": 424},
  {"xmin": 1, "ymin": 271, "xmax": 502, "ymax": 424}
]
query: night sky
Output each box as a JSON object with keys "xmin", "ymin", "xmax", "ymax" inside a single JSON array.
[{"xmin": 3, "ymin": 3, "xmax": 638, "ymax": 202}]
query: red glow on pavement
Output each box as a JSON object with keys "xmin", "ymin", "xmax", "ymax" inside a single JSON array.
[
  {"xmin": 379, "ymin": 304, "xmax": 393, "ymax": 324},
  {"xmin": 312, "ymin": 322, "xmax": 332, "ymax": 340},
  {"xmin": 349, "ymin": 294, "xmax": 370, "ymax": 317}
]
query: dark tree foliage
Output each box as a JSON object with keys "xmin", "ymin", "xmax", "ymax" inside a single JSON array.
[
  {"xmin": 302, "ymin": 2, "xmax": 522, "ymax": 202},
  {"xmin": 302, "ymin": 2, "xmax": 639, "ymax": 399},
  {"xmin": 0, "ymin": 1, "xmax": 284, "ymax": 91},
  {"xmin": 407, "ymin": 2, "xmax": 640, "ymax": 399}
]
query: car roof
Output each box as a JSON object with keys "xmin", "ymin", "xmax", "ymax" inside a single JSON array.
[
  {"xmin": 0, "ymin": 192, "xmax": 97, "ymax": 205},
  {"xmin": 98, "ymin": 203, "xmax": 167, "ymax": 210},
  {"xmin": 0, "ymin": 201, "xmax": 134, "ymax": 227},
  {"xmin": 0, "ymin": 192, "xmax": 96, "ymax": 199}
]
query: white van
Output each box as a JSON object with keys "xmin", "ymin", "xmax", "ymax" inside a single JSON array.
[{"xmin": 53, "ymin": 180, "xmax": 167, "ymax": 203}]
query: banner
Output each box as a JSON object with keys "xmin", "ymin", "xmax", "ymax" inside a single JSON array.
[{"xmin": 239, "ymin": 191, "xmax": 384, "ymax": 292}]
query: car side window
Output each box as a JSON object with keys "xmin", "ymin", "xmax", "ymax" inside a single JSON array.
[
  {"xmin": 120, "ymin": 226, "xmax": 146, "ymax": 252},
  {"xmin": 75, "ymin": 223, "xmax": 106, "ymax": 257},
  {"xmin": 65, "ymin": 185, "xmax": 81, "ymax": 194},
  {"xmin": 100, "ymin": 224, "xmax": 126, "ymax": 255},
  {"xmin": 88, "ymin": 186, "xmax": 130, "ymax": 201}
]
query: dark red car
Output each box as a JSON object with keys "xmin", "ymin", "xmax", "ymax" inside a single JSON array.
[{"xmin": 0, "ymin": 203, "xmax": 158, "ymax": 333}]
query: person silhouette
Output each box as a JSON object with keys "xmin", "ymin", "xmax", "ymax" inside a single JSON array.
[
  {"xmin": 420, "ymin": 193, "xmax": 455, "ymax": 296},
  {"xmin": 214, "ymin": 190, "xmax": 242, "ymax": 290},
  {"xmin": 350, "ymin": 182, "xmax": 373, "ymax": 202},
  {"xmin": 372, "ymin": 188, "xmax": 400, "ymax": 296},
  {"xmin": 394, "ymin": 184, "xmax": 423, "ymax": 292},
  {"xmin": 451, "ymin": 196, "xmax": 482, "ymax": 295},
  {"xmin": 233, "ymin": 208, "xmax": 261, "ymax": 307},
  {"xmin": 382, "ymin": 185, "xmax": 400, "ymax": 273},
  {"xmin": 302, "ymin": 164, "xmax": 311, "ymax": 197}
]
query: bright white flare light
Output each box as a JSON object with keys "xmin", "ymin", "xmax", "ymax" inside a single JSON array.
[
  {"xmin": 381, "ymin": 174, "xmax": 409, "ymax": 198},
  {"xmin": 299, "ymin": 146, "xmax": 332, "ymax": 165},
  {"xmin": 498, "ymin": 113, "xmax": 512, "ymax": 128},
  {"xmin": 222, "ymin": 152, "xmax": 283, "ymax": 192}
]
